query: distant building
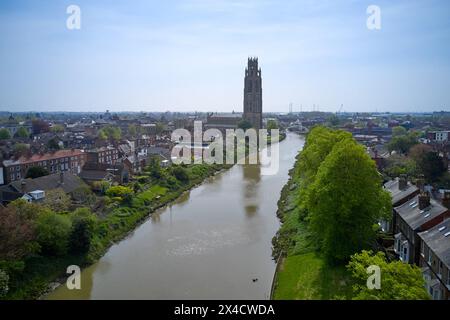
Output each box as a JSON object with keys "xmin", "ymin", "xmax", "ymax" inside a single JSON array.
[
  {"xmin": 243, "ymin": 57, "xmax": 263, "ymax": 130},
  {"xmin": 86, "ymin": 146, "xmax": 119, "ymax": 166},
  {"xmin": 427, "ymin": 131, "xmax": 450, "ymax": 143}
]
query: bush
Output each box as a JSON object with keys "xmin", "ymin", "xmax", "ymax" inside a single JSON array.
[
  {"xmin": 171, "ymin": 166, "xmax": 190, "ymax": 183},
  {"xmin": 0, "ymin": 269, "xmax": 9, "ymax": 297},
  {"xmin": 36, "ymin": 212, "xmax": 72, "ymax": 256}
]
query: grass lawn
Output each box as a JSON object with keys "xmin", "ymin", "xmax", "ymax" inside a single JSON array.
[{"xmin": 273, "ymin": 252, "xmax": 354, "ymax": 300}]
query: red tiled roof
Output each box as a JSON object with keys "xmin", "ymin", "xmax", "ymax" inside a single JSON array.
[{"xmin": 5, "ymin": 149, "xmax": 84, "ymax": 166}]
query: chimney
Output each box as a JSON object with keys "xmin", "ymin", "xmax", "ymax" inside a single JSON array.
[
  {"xmin": 418, "ymin": 192, "xmax": 431, "ymax": 210},
  {"xmin": 443, "ymin": 191, "xmax": 450, "ymax": 209},
  {"xmin": 398, "ymin": 174, "xmax": 407, "ymax": 190},
  {"xmin": 59, "ymin": 171, "xmax": 64, "ymax": 185}
]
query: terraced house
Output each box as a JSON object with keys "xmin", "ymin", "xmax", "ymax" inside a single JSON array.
[
  {"xmin": 419, "ymin": 219, "xmax": 450, "ymax": 300},
  {"xmin": 1, "ymin": 149, "xmax": 86, "ymax": 184}
]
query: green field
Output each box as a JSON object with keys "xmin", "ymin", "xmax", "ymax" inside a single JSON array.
[{"xmin": 273, "ymin": 252, "xmax": 353, "ymax": 300}]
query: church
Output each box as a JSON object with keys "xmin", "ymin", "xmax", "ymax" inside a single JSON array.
[{"xmin": 205, "ymin": 57, "xmax": 263, "ymax": 131}]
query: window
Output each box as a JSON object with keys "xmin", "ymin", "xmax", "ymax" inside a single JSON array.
[
  {"xmin": 447, "ymin": 269, "xmax": 450, "ymax": 286},
  {"xmin": 428, "ymin": 250, "xmax": 432, "ymax": 264},
  {"xmin": 438, "ymin": 261, "xmax": 443, "ymax": 278},
  {"xmin": 421, "ymin": 241, "xmax": 425, "ymax": 256}
]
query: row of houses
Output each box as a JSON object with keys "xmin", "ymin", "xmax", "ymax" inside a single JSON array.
[
  {"xmin": 0, "ymin": 139, "xmax": 173, "ymax": 187},
  {"xmin": 384, "ymin": 176, "xmax": 450, "ymax": 300}
]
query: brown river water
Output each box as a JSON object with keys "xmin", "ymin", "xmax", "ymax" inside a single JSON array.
[{"xmin": 47, "ymin": 133, "xmax": 304, "ymax": 299}]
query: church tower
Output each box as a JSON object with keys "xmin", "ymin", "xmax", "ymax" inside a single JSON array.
[{"xmin": 243, "ymin": 57, "xmax": 263, "ymax": 130}]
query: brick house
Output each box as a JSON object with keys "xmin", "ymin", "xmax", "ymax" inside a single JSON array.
[
  {"xmin": 418, "ymin": 219, "xmax": 450, "ymax": 300},
  {"xmin": 86, "ymin": 146, "xmax": 119, "ymax": 166},
  {"xmin": 394, "ymin": 192, "xmax": 450, "ymax": 265},
  {"xmin": 1, "ymin": 149, "xmax": 86, "ymax": 184}
]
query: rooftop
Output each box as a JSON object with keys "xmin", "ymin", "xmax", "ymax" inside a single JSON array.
[
  {"xmin": 384, "ymin": 178, "xmax": 419, "ymax": 206},
  {"xmin": 395, "ymin": 195, "xmax": 448, "ymax": 231},
  {"xmin": 3, "ymin": 149, "xmax": 84, "ymax": 167},
  {"xmin": 419, "ymin": 219, "xmax": 450, "ymax": 268}
]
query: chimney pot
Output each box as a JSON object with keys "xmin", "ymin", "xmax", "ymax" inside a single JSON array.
[
  {"xmin": 398, "ymin": 175, "xmax": 407, "ymax": 190},
  {"xmin": 418, "ymin": 192, "xmax": 431, "ymax": 210}
]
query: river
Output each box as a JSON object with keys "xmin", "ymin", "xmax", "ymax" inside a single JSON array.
[{"xmin": 47, "ymin": 133, "xmax": 304, "ymax": 300}]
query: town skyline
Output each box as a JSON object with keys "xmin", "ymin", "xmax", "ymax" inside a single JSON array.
[{"xmin": 1, "ymin": 0, "xmax": 450, "ymax": 113}]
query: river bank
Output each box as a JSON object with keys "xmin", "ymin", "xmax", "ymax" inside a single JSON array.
[{"xmin": 271, "ymin": 139, "xmax": 353, "ymax": 300}]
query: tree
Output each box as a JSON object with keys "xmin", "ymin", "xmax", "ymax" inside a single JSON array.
[
  {"xmin": 347, "ymin": 250, "xmax": 429, "ymax": 300},
  {"xmin": 12, "ymin": 143, "xmax": 30, "ymax": 159},
  {"xmin": 50, "ymin": 124, "xmax": 64, "ymax": 133},
  {"xmin": 237, "ymin": 119, "xmax": 252, "ymax": 130},
  {"xmin": 105, "ymin": 186, "xmax": 133, "ymax": 203},
  {"xmin": 387, "ymin": 132, "xmax": 418, "ymax": 154},
  {"xmin": 25, "ymin": 166, "xmax": 49, "ymax": 179},
  {"xmin": 15, "ymin": 127, "xmax": 29, "ymax": 138},
  {"xmin": 307, "ymin": 139, "xmax": 392, "ymax": 263},
  {"xmin": 69, "ymin": 208, "xmax": 97, "ymax": 254},
  {"xmin": 172, "ymin": 166, "xmax": 189, "ymax": 183},
  {"xmin": 155, "ymin": 122, "xmax": 165, "ymax": 135},
  {"xmin": 0, "ymin": 206, "xmax": 37, "ymax": 261},
  {"xmin": 0, "ymin": 128, "xmax": 11, "ymax": 140},
  {"xmin": 128, "ymin": 124, "xmax": 137, "ymax": 137},
  {"xmin": 42, "ymin": 188, "xmax": 71, "ymax": 212},
  {"xmin": 392, "ymin": 126, "xmax": 407, "ymax": 137},
  {"xmin": 147, "ymin": 156, "xmax": 162, "ymax": 179},
  {"xmin": 267, "ymin": 119, "xmax": 279, "ymax": 130},
  {"xmin": 99, "ymin": 125, "xmax": 122, "ymax": 142},
  {"xmin": 419, "ymin": 152, "xmax": 446, "ymax": 182},
  {"xmin": 47, "ymin": 138, "xmax": 60, "ymax": 150},
  {"xmin": 298, "ymin": 126, "xmax": 352, "ymax": 188},
  {"xmin": 36, "ymin": 211, "xmax": 72, "ymax": 256},
  {"xmin": 71, "ymin": 185, "xmax": 96, "ymax": 204},
  {"xmin": 0, "ymin": 269, "xmax": 8, "ymax": 298}
]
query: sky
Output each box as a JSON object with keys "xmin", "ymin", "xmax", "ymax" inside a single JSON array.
[{"xmin": 0, "ymin": 0, "xmax": 449, "ymax": 113}]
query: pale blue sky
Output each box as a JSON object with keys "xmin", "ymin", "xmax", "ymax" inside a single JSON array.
[{"xmin": 0, "ymin": 0, "xmax": 449, "ymax": 113}]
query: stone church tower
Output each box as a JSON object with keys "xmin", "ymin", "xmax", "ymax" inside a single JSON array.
[{"xmin": 243, "ymin": 57, "xmax": 263, "ymax": 130}]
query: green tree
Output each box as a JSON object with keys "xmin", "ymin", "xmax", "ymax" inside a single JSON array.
[
  {"xmin": 50, "ymin": 124, "xmax": 64, "ymax": 133},
  {"xmin": 105, "ymin": 186, "xmax": 133, "ymax": 203},
  {"xmin": 128, "ymin": 124, "xmax": 137, "ymax": 137},
  {"xmin": 419, "ymin": 152, "xmax": 446, "ymax": 182},
  {"xmin": 12, "ymin": 143, "xmax": 30, "ymax": 158},
  {"xmin": 307, "ymin": 139, "xmax": 392, "ymax": 263},
  {"xmin": 237, "ymin": 119, "xmax": 252, "ymax": 130},
  {"xmin": 15, "ymin": 127, "xmax": 29, "ymax": 138},
  {"xmin": 392, "ymin": 126, "xmax": 407, "ymax": 137},
  {"xmin": 171, "ymin": 166, "xmax": 189, "ymax": 183},
  {"xmin": 36, "ymin": 211, "xmax": 72, "ymax": 256},
  {"xmin": 42, "ymin": 188, "xmax": 71, "ymax": 212},
  {"xmin": 25, "ymin": 166, "xmax": 49, "ymax": 179},
  {"xmin": 147, "ymin": 156, "xmax": 162, "ymax": 179},
  {"xmin": 69, "ymin": 208, "xmax": 97, "ymax": 254},
  {"xmin": 0, "ymin": 128, "xmax": 11, "ymax": 140},
  {"xmin": 155, "ymin": 122, "xmax": 165, "ymax": 135},
  {"xmin": 267, "ymin": 119, "xmax": 279, "ymax": 130},
  {"xmin": 47, "ymin": 138, "xmax": 60, "ymax": 150},
  {"xmin": 387, "ymin": 132, "xmax": 418, "ymax": 154},
  {"xmin": 347, "ymin": 250, "xmax": 429, "ymax": 300}
]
